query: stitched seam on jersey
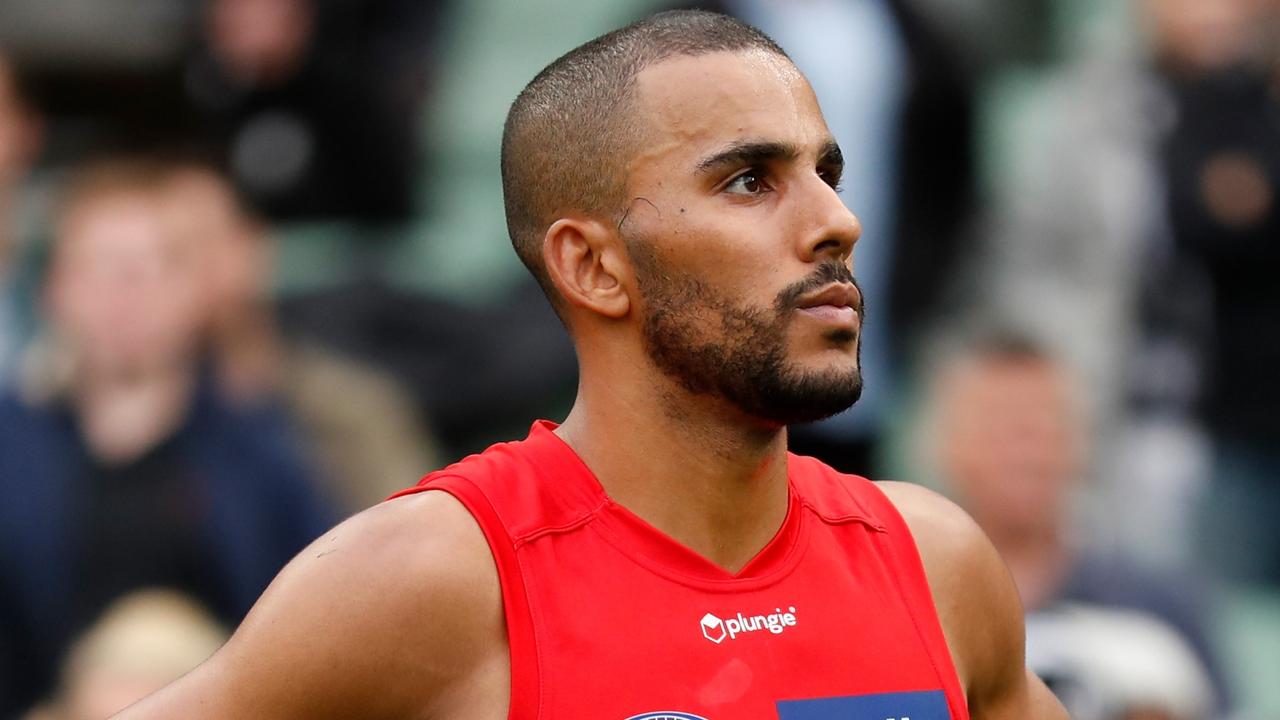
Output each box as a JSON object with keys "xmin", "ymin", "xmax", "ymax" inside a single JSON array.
[
  {"xmin": 510, "ymin": 496, "xmax": 610, "ymax": 549},
  {"xmin": 798, "ymin": 494, "xmax": 888, "ymax": 531},
  {"xmin": 513, "ymin": 520, "xmax": 553, "ymax": 720},
  {"xmin": 586, "ymin": 505, "xmax": 814, "ymax": 592},
  {"xmin": 804, "ymin": 470, "xmax": 890, "ymax": 531}
]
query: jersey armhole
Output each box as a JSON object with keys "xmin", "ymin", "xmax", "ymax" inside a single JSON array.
[
  {"xmin": 394, "ymin": 478, "xmax": 542, "ymax": 720},
  {"xmin": 863, "ymin": 481, "xmax": 971, "ymax": 720}
]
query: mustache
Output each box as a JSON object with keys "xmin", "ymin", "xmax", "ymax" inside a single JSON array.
[{"xmin": 774, "ymin": 262, "xmax": 861, "ymax": 312}]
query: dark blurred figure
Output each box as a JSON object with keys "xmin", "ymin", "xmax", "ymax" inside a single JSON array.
[
  {"xmin": 163, "ymin": 163, "xmax": 440, "ymax": 510},
  {"xmin": 1150, "ymin": 0, "xmax": 1280, "ymax": 587},
  {"xmin": 0, "ymin": 0, "xmax": 446, "ymax": 223},
  {"xmin": 927, "ymin": 335, "xmax": 1228, "ymax": 717},
  {"xmin": 0, "ymin": 158, "xmax": 335, "ymax": 717},
  {"xmin": 0, "ymin": 1, "xmax": 192, "ymax": 162},
  {"xmin": 683, "ymin": 0, "xmax": 977, "ymax": 476},
  {"xmin": 0, "ymin": 50, "xmax": 43, "ymax": 382},
  {"xmin": 185, "ymin": 0, "xmax": 448, "ymax": 221},
  {"xmin": 23, "ymin": 590, "xmax": 226, "ymax": 720}
]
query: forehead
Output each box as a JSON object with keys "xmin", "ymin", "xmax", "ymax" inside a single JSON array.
[
  {"xmin": 945, "ymin": 357, "xmax": 1070, "ymax": 414},
  {"xmin": 629, "ymin": 49, "xmax": 829, "ymax": 172},
  {"xmin": 60, "ymin": 192, "xmax": 173, "ymax": 258}
]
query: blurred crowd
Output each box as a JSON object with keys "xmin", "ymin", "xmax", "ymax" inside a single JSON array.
[{"xmin": 0, "ymin": 0, "xmax": 1277, "ymax": 718}]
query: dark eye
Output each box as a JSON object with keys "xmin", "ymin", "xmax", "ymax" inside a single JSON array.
[
  {"xmin": 724, "ymin": 170, "xmax": 769, "ymax": 195},
  {"xmin": 818, "ymin": 166, "xmax": 844, "ymax": 192}
]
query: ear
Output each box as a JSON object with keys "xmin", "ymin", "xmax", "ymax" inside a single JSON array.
[{"xmin": 542, "ymin": 217, "xmax": 631, "ymax": 320}]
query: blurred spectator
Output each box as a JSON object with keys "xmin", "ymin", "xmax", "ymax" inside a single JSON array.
[
  {"xmin": 974, "ymin": 0, "xmax": 1280, "ymax": 584},
  {"xmin": 924, "ymin": 334, "xmax": 1229, "ymax": 714},
  {"xmin": 163, "ymin": 163, "xmax": 440, "ymax": 510},
  {"xmin": 0, "ymin": 158, "xmax": 335, "ymax": 716},
  {"xmin": 0, "ymin": 0, "xmax": 446, "ymax": 224},
  {"xmin": 0, "ymin": 50, "xmax": 43, "ymax": 384},
  {"xmin": 23, "ymin": 589, "xmax": 227, "ymax": 720},
  {"xmin": 185, "ymin": 0, "xmax": 449, "ymax": 221},
  {"xmin": 686, "ymin": 0, "xmax": 978, "ymax": 476},
  {"xmin": 1153, "ymin": 0, "xmax": 1280, "ymax": 587}
]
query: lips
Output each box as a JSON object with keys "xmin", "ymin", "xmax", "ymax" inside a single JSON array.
[
  {"xmin": 793, "ymin": 282, "xmax": 861, "ymax": 331},
  {"xmin": 795, "ymin": 283, "xmax": 861, "ymax": 313}
]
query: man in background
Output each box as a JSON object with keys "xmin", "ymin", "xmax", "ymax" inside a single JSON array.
[
  {"xmin": 0, "ymin": 158, "xmax": 334, "ymax": 716},
  {"xmin": 927, "ymin": 334, "xmax": 1227, "ymax": 717},
  {"xmin": 163, "ymin": 163, "xmax": 439, "ymax": 511}
]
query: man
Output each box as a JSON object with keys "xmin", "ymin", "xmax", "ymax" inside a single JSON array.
[
  {"xmin": 161, "ymin": 163, "xmax": 439, "ymax": 511},
  {"xmin": 118, "ymin": 11, "xmax": 1067, "ymax": 719},
  {"xmin": 0, "ymin": 158, "xmax": 333, "ymax": 715},
  {"xmin": 928, "ymin": 335, "xmax": 1224, "ymax": 716}
]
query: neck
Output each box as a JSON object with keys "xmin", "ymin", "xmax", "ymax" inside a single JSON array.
[
  {"xmin": 74, "ymin": 362, "xmax": 195, "ymax": 465},
  {"xmin": 557, "ymin": 361, "xmax": 791, "ymax": 574}
]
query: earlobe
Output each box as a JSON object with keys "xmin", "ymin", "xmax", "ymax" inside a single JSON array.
[{"xmin": 543, "ymin": 218, "xmax": 631, "ymax": 320}]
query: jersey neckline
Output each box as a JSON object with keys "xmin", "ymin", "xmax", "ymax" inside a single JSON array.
[{"xmin": 522, "ymin": 420, "xmax": 810, "ymax": 590}]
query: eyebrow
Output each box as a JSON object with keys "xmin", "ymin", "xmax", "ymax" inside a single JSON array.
[{"xmin": 695, "ymin": 138, "xmax": 844, "ymax": 175}]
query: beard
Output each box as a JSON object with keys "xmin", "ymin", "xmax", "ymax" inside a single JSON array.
[{"xmin": 630, "ymin": 242, "xmax": 863, "ymax": 426}]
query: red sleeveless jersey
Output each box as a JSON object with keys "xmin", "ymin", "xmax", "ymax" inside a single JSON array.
[{"xmin": 390, "ymin": 422, "xmax": 968, "ymax": 720}]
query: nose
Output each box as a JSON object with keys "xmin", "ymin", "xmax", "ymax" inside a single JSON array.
[{"xmin": 796, "ymin": 177, "xmax": 861, "ymax": 265}]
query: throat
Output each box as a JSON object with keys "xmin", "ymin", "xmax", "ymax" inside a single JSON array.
[{"xmin": 558, "ymin": 406, "xmax": 792, "ymax": 574}]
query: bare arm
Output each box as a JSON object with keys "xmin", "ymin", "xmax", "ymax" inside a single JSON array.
[
  {"xmin": 878, "ymin": 481, "xmax": 1069, "ymax": 720},
  {"xmin": 111, "ymin": 491, "xmax": 506, "ymax": 720}
]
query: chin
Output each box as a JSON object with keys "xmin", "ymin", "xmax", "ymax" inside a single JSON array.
[
  {"xmin": 793, "ymin": 355, "xmax": 859, "ymax": 381},
  {"xmin": 753, "ymin": 369, "xmax": 863, "ymax": 426}
]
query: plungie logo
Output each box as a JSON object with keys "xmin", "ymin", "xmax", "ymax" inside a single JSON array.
[{"xmin": 699, "ymin": 606, "xmax": 797, "ymax": 644}]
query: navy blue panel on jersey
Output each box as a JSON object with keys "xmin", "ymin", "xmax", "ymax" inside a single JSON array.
[{"xmin": 776, "ymin": 689, "xmax": 951, "ymax": 719}]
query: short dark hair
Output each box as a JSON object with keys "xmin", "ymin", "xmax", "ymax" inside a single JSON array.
[
  {"xmin": 964, "ymin": 329, "xmax": 1053, "ymax": 365},
  {"xmin": 500, "ymin": 10, "xmax": 788, "ymax": 305}
]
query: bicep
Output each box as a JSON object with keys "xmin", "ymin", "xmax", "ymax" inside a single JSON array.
[{"xmin": 113, "ymin": 491, "xmax": 501, "ymax": 720}]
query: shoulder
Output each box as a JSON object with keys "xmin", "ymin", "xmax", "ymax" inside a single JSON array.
[
  {"xmin": 243, "ymin": 489, "xmax": 504, "ymax": 684},
  {"xmin": 874, "ymin": 482, "xmax": 1026, "ymax": 703},
  {"xmin": 873, "ymin": 481, "xmax": 988, "ymax": 559},
  {"xmin": 267, "ymin": 489, "xmax": 499, "ymax": 612},
  {"xmin": 121, "ymin": 490, "xmax": 504, "ymax": 719}
]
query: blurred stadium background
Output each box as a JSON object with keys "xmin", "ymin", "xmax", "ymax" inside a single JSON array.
[{"xmin": 0, "ymin": 0, "xmax": 1277, "ymax": 718}]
